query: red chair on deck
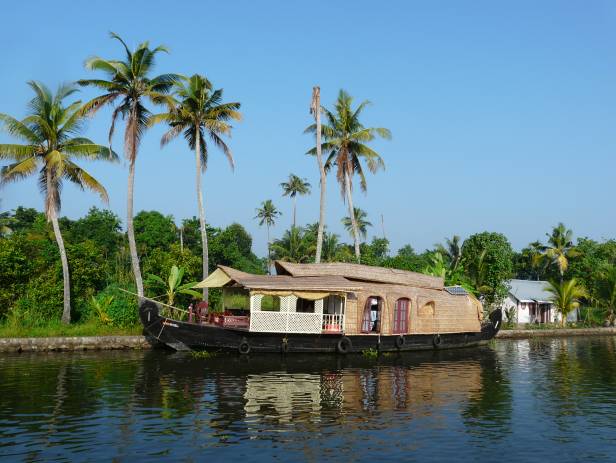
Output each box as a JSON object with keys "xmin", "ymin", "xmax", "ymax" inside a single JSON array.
[{"xmin": 195, "ymin": 301, "xmax": 209, "ymax": 324}]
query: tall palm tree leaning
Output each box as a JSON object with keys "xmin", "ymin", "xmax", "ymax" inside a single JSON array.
[
  {"xmin": 78, "ymin": 33, "xmax": 178, "ymax": 299},
  {"xmin": 280, "ymin": 174, "xmax": 311, "ymax": 228},
  {"xmin": 153, "ymin": 74, "xmax": 241, "ymax": 302},
  {"xmin": 255, "ymin": 200, "xmax": 281, "ymax": 272},
  {"xmin": 310, "ymin": 86, "xmax": 326, "ymax": 263},
  {"xmin": 342, "ymin": 207, "xmax": 372, "ymax": 241},
  {"xmin": 0, "ymin": 81, "xmax": 117, "ymax": 323},
  {"xmin": 306, "ymin": 89, "xmax": 391, "ymax": 262}
]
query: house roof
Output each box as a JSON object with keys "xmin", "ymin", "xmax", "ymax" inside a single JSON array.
[
  {"xmin": 507, "ymin": 279, "xmax": 552, "ymax": 303},
  {"xmin": 274, "ymin": 261, "xmax": 444, "ymax": 290},
  {"xmin": 194, "ymin": 265, "xmax": 363, "ymax": 292}
]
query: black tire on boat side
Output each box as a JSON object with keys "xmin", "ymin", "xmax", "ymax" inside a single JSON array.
[
  {"xmin": 395, "ymin": 334, "xmax": 405, "ymax": 349},
  {"xmin": 337, "ymin": 337, "xmax": 352, "ymax": 354},
  {"xmin": 433, "ymin": 334, "xmax": 442, "ymax": 347},
  {"xmin": 238, "ymin": 339, "xmax": 251, "ymax": 355}
]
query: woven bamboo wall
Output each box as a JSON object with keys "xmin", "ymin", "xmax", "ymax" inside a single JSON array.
[
  {"xmin": 344, "ymin": 294, "xmax": 359, "ymax": 333},
  {"xmin": 344, "ymin": 283, "xmax": 482, "ymax": 335}
]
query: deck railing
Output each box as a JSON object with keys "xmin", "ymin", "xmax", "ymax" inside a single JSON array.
[
  {"xmin": 322, "ymin": 314, "xmax": 344, "ymax": 332},
  {"xmin": 250, "ymin": 311, "xmax": 323, "ymax": 334}
]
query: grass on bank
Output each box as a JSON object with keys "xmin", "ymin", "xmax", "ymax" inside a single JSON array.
[{"xmin": 0, "ymin": 320, "xmax": 143, "ymax": 338}]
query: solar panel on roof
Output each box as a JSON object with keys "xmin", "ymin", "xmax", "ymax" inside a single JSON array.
[{"xmin": 444, "ymin": 286, "xmax": 468, "ymax": 296}]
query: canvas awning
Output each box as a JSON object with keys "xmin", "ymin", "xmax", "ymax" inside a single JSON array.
[{"xmin": 194, "ymin": 268, "xmax": 232, "ymax": 288}]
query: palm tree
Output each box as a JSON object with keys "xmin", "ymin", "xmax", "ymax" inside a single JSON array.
[
  {"xmin": 342, "ymin": 207, "xmax": 372, "ymax": 241},
  {"xmin": 280, "ymin": 174, "xmax": 311, "ymax": 228},
  {"xmin": 154, "ymin": 74, "xmax": 241, "ymax": 302},
  {"xmin": 0, "ymin": 81, "xmax": 117, "ymax": 323},
  {"xmin": 254, "ymin": 200, "xmax": 281, "ymax": 270},
  {"xmin": 539, "ymin": 223, "xmax": 580, "ymax": 281},
  {"xmin": 594, "ymin": 267, "xmax": 616, "ymax": 326},
  {"xmin": 321, "ymin": 231, "xmax": 341, "ymax": 262},
  {"xmin": 310, "ymin": 86, "xmax": 326, "ymax": 263},
  {"xmin": 436, "ymin": 235, "xmax": 462, "ymax": 271},
  {"xmin": 270, "ymin": 226, "xmax": 315, "ymax": 263},
  {"xmin": 78, "ymin": 33, "xmax": 178, "ymax": 299},
  {"xmin": 545, "ymin": 278, "xmax": 587, "ymax": 327},
  {"xmin": 467, "ymin": 249, "xmax": 493, "ymax": 297},
  {"xmin": 521, "ymin": 240, "xmax": 548, "ymax": 280},
  {"xmin": 306, "ymin": 89, "xmax": 391, "ymax": 261}
]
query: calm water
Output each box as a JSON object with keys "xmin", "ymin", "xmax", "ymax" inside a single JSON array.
[{"xmin": 1, "ymin": 337, "xmax": 616, "ymax": 462}]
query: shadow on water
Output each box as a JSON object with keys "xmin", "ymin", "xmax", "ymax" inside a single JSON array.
[{"xmin": 1, "ymin": 337, "xmax": 616, "ymax": 461}]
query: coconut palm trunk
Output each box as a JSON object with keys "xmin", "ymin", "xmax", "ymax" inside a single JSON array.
[
  {"xmin": 126, "ymin": 157, "xmax": 144, "ymax": 298},
  {"xmin": 266, "ymin": 223, "xmax": 271, "ymax": 274},
  {"xmin": 195, "ymin": 127, "xmax": 209, "ymax": 302},
  {"xmin": 48, "ymin": 194, "xmax": 71, "ymax": 324},
  {"xmin": 312, "ymin": 87, "xmax": 326, "ymax": 263},
  {"xmin": 292, "ymin": 196, "xmax": 297, "ymax": 228},
  {"xmin": 344, "ymin": 171, "xmax": 361, "ymax": 261}
]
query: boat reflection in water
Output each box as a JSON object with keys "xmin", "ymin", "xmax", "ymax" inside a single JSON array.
[
  {"xmin": 242, "ymin": 359, "xmax": 485, "ymax": 423},
  {"xmin": 136, "ymin": 346, "xmax": 512, "ymax": 441}
]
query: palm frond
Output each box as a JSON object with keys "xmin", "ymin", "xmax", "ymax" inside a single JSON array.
[{"xmin": 0, "ymin": 156, "xmax": 39, "ymax": 183}]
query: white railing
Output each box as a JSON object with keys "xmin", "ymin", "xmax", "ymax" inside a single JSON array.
[
  {"xmin": 322, "ymin": 314, "xmax": 344, "ymax": 332},
  {"xmin": 250, "ymin": 311, "xmax": 323, "ymax": 334}
]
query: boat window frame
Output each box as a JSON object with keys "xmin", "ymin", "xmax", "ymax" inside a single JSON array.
[
  {"xmin": 361, "ymin": 296, "xmax": 383, "ymax": 334},
  {"xmin": 393, "ymin": 297, "xmax": 410, "ymax": 334}
]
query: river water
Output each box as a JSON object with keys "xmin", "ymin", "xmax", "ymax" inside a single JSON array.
[{"xmin": 1, "ymin": 337, "xmax": 616, "ymax": 462}]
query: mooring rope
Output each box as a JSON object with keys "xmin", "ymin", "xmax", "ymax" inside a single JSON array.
[{"xmin": 116, "ymin": 288, "xmax": 191, "ymax": 315}]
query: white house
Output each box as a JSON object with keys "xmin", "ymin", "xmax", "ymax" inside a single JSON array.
[{"xmin": 501, "ymin": 279, "xmax": 577, "ymax": 325}]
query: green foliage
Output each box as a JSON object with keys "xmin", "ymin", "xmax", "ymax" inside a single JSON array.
[
  {"xmin": 190, "ymin": 350, "xmax": 218, "ymax": 359},
  {"xmin": 67, "ymin": 207, "xmax": 122, "ymax": 256},
  {"xmin": 90, "ymin": 295, "xmax": 114, "ymax": 325},
  {"xmin": 545, "ymin": 278, "xmax": 588, "ymax": 327},
  {"xmin": 146, "ymin": 265, "xmax": 201, "ymax": 306},
  {"xmin": 461, "ymin": 232, "xmax": 514, "ymax": 308},
  {"xmin": 96, "ymin": 285, "xmax": 139, "ymax": 328},
  {"xmin": 270, "ymin": 226, "xmax": 315, "ymax": 263},
  {"xmin": 361, "ymin": 348, "xmax": 379, "ymax": 359},
  {"xmin": 342, "ymin": 207, "xmax": 372, "ymax": 241},
  {"xmin": 209, "ymin": 223, "xmax": 264, "ymax": 274},
  {"xmin": 134, "ymin": 211, "xmax": 177, "ymax": 254}
]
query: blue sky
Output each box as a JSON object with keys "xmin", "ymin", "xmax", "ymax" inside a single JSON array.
[{"xmin": 1, "ymin": 0, "xmax": 615, "ymax": 257}]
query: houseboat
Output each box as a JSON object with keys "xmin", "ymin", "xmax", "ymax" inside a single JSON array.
[{"xmin": 139, "ymin": 261, "xmax": 502, "ymax": 353}]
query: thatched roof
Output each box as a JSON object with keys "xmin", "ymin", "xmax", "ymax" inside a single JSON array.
[
  {"xmin": 195, "ymin": 265, "xmax": 362, "ymax": 292},
  {"xmin": 274, "ymin": 261, "xmax": 443, "ymax": 290}
]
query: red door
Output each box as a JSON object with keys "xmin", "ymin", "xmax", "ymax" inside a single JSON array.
[{"xmin": 393, "ymin": 299, "xmax": 409, "ymax": 334}]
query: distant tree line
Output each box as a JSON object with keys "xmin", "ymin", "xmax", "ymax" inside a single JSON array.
[{"xmin": 1, "ymin": 204, "xmax": 614, "ymax": 327}]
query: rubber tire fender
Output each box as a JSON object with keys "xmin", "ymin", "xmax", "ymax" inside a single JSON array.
[
  {"xmin": 238, "ymin": 339, "xmax": 251, "ymax": 355},
  {"xmin": 433, "ymin": 334, "xmax": 442, "ymax": 347},
  {"xmin": 395, "ymin": 334, "xmax": 405, "ymax": 349},
  {"xmin": 336, "ymin": 336, "xmax": 352, "ymax": 354}
]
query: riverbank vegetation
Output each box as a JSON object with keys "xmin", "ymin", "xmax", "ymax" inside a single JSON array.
[{"xmin": 1, "ymin": 205, "xmax": 614, "ymax": 335}]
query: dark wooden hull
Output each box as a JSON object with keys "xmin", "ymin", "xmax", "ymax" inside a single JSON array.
[{"xmin": 140, "ymin": 301, "xmax": 502, "ymax": 354}]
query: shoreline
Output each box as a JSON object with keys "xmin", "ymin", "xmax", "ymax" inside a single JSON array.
[
  {"xmin": 0, "ymin": 327, "xmax": 615, "ymax": 352},
  {"xmin": 496, "ymin": 327, "xmax": 616, "ymax": 339}
]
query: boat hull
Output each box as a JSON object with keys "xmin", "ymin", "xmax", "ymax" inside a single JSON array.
[{"xmin": 140, "ymin": 301, "xmax": 502, "ymax": 354}]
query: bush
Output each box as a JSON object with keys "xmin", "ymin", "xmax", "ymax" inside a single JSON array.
[
  {"xmin": 96, "ymin": 285, "xmax": 139, "ymax": 327},
  {"xmin": 12, "ymin": 273, "xmax": 64, "ymax": 326}
]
